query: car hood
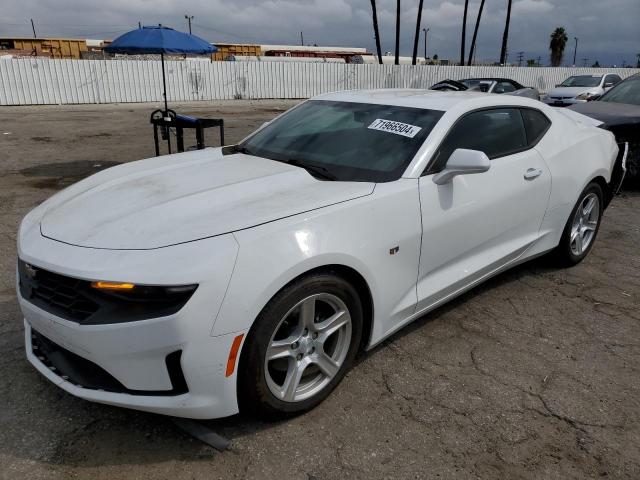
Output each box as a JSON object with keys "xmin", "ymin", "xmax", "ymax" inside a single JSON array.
[
  {"xmin": 547, "ymin": 86, "xmax": 599, "ymax": 98},
  {"xmin": 40, "ymin": 149, "xmax": 375, "ymax": 250},
  {"xmin": 568, "ymin": 101, "xmax": 640, "ymax": 127}
]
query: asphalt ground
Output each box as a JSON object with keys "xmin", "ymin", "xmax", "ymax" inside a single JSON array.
[{"xmin": 0, "ymin": 100, "xmax": 639, "ymax": 479}]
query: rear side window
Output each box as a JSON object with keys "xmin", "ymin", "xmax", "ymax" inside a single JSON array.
[
  {"xmin": 521, "ymin": 109, "xmax": 551, "ymax": 146},
  {"xmin": 495, "ymin": 81, "xmax": 516, "ymax": 93},
  {"xmin": 605, "ymin": 74, "xmax": 621, "ymax": 85},
  {"xmin": 428, "ymin": 108, "xmax": 527, "ymax": 172}
]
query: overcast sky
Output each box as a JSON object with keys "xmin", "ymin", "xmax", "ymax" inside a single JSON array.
[{"xmin": 1, "ymin": 0, "xmax": 639, "ymax": 66}]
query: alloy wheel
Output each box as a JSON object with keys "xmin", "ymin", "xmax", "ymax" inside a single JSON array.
[
  {"xmin": 570, "ymin": 192, "xmax": 600, "ymax": 256},
  {"xmin": 264, "ymin": 293, "xmax": 352, "ymax": 403}
]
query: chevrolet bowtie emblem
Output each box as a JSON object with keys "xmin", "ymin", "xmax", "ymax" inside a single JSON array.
[{"xmin": 24, "ymin": 263, "xmax": 37, "ymax": 278}]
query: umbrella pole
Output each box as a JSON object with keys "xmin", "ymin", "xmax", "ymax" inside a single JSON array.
[
  {"xmin": 160, "ymin": 52, "xmax": 172, "ymax": 153},
  {"xmin": 161, "ymin": 52, "xmax": 168, "ymax": 114}
]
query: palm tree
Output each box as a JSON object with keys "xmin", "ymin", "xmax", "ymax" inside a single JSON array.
[
  {"xmin": 460, "ymin": 0, "xmax": 469, "ymax": 65},
  {"xmin": 369, "ymin": 0, "xmax": 383, "ymax": 64},
  {"xmin": 467, "ymin": 0, "xmax": 486, "ymax": 65},
  {"xmin": 549, "ymin": 27, "xmax": 568, "ymax": 67},
  {"xmin": 411, "ymin": 0, "xmax": 425, "ymax": 65},
  {"xmin": 395, "ymin": 0, "xmax": 401, "ymax": 65},
  {"xmin": 499, "ymin": 0, "xmax": 513, "ymax": 64}
]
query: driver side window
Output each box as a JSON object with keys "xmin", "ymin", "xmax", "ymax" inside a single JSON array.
[{"xmin": 426, "ymin": 108, "xmax": 527, "ymax": 174}]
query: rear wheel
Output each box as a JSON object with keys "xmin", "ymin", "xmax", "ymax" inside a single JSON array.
[
  {"xmin": 238, "ymin": 273, "xmax": 363, "ymax": 417},
  {"xmin": 555, "ymin": 182, "xmax": 603, "ymax": 266}
]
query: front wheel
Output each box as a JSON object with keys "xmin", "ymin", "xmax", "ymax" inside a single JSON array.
[
  {"xmin": 238, "ymin": 273, "xmax": 363, "ymax": 418},
  {"xmin": 555, "ymin": 182, "xmax": 603, "ymax": 266}
]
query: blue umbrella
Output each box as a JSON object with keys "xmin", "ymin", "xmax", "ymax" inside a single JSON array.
[{"xmin": 105, "ymin": 25, "xmax": 217, "ymax": 112}]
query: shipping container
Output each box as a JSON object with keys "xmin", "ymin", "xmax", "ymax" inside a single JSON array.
[
  {"xmin": 211, "ymin": 43, "xmax": 262, "ymax": 61},
  {"xmin": 0, "ymin": 38, "xmax": 89, "ymax": 59}
]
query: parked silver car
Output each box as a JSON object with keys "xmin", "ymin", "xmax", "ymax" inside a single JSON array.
[{"xmin": 543, "ymin": 73, "xmax": 622, "ymax": 106}]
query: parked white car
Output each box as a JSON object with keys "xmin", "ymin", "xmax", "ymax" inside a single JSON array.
[
  {"xmin": 18, "ymin": 90, "xmax": 620, "ymax": 419},
  {"xmin": 543, "ymin": 73, "xmax": 622, "ymax": 106}
]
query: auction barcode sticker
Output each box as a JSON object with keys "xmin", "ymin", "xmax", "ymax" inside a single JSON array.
[{"xmin": 368, "ymin": 119, "xmax": 422, "ymax": 138}]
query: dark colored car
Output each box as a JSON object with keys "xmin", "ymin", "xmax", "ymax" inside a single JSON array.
[
  {"xmin": 430, "ymin": 78, "xmax": 540, "ymax": 100},
  {"xmin": 569, "ymin": 74, "xmax": 640, "ymax": 179}
]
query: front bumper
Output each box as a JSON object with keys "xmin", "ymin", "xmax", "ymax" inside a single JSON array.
[
  {"xmin": 543, "ymin": 96, "xmax": 586, "ymax": 106},
  {"xmin": 24, "ymin": 319, "xmax": 242, "ymax": 418},
  {"xmin": 18, "ymin": 230, "xmax": 244, "ymax": 419}
]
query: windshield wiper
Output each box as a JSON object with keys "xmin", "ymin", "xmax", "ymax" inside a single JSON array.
[{"xmin": 282, "ymin": 158, "xmax": 338, "ymax": 181}]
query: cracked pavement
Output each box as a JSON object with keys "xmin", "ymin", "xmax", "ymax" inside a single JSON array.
[{"xmin": 0, "ymin": 101, "xmax": 638, "ymax": 479}]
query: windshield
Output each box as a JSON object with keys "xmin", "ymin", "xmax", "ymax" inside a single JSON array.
[
  {"xmin": 600, "ymin": 76, "xmax": 640, "ymax": 106},
  {"xmin": 560, "ymin": 75, "xmax": 602, "ymax": 87},
  {"xmin": 460, "ymin": 79, "xmax": 494, "ymax": 91},
  {"xmin": 239, "ymin": 100, "xmax": 444, "ymax": 182}
]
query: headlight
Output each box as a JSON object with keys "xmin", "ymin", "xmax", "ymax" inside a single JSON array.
[
  {"xmin": 576, "ymin": 92, "xmax": 596, "ymax": 100},
  {"xmin": 18, "ymin": 259, "xmax": 198, "ymax": 325}
]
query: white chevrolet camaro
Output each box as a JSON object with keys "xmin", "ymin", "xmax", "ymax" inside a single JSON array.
[{"xmin": 18, "ymin": 90, "xmax": 620, "ymax": 419}]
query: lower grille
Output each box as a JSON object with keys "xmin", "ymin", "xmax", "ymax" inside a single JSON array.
[{"xmin": 31, "ymin": 328, "xmax": 188, "ymax": 396}]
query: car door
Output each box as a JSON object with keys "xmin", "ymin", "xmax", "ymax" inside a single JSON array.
[{"xmin": 415, "ymin": 107, "xmax": 551, "ymax": 313}]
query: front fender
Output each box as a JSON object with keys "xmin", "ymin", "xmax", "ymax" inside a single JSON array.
[{"xmin": 210, "ymin": 180, "xmax": 423, "ymax": 346}]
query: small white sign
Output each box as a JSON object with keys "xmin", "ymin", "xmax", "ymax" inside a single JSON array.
[{"xmin": 368, "ymin": 119, "xmax": 422, "ymax": 138}]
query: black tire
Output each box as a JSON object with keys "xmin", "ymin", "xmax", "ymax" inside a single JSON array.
[
  {"xmin": 237, "ymin": 272, "xmax": 363, "ymax": 418},
  {"xmin": 555, "ymin": 182, "xmax": 604, "ymax": 266}
]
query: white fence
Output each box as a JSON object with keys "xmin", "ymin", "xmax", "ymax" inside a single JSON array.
[{"xmin": 0, "ymin": 58, "xmax": 638, "ymax": 106}]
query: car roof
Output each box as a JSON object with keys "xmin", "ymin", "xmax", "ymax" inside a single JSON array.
[
  {"xmin": 313, "ymin": 88, "xmax": 539, "ymax": 112},
  {"xmin": 460, "ymin": 78, "xmax": 511, "ymax": 82}
]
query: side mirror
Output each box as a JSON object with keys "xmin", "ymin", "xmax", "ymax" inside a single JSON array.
[
  {"xmin": 433, "ymin": 149, "xmax": 490, "ymax": 185},
  {"xmin": 587, "ymin": 94, "xmax": 601, "ymax": 101}
]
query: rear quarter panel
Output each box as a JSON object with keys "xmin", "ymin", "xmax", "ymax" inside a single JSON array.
[
  {"xmin": 535, "ymin": 110, "xmax": 617, "ymax": 210},
  {"xmin": 526, "ymin": 108, "xmax": 618, "ymax": 256}
]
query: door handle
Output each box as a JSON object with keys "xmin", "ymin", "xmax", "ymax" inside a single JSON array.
[{"xmin": 524, "ymin": 168, "xmax": 543, "ymax": 180}]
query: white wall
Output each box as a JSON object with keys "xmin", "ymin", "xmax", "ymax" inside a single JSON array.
[{"xmin": 0, "ymin": 58, "xmax": 638, "ymax": 106}]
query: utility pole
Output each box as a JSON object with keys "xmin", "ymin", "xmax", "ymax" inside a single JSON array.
[
  {"xmin": 499, "ymin": 0, "xmax": 513, "ymax": 65},
  {"xmin": 411, "ymin": 0, "xmax": 424, "ymax": 65},
  {"xmin": 185, "ymin": 15, "xmax": 193, "ymax": 34},
  {"xmin": 138, "ymin": 21, "xmax": 141, "ymax": 29},
  {"xmin": 517, "ymin": 51, "xmax": 524, "ymax": 67},
  {"xmin": 582, "ymin": 57, "xmax": 588, "ymax": 67},
  {"xmin": 30, "ymin": 18, "xmax": 37, "ymax": 38},
  {"xmin": 394, "ymin": 0, "xmax": 401, "ymax": 65},
  {"xmin": 572, "ymin": 37, "xmax": 578, "ymax": 66},
  {"xmin": 537, "ymin": 55, "xmax": 542, "ymax": 66},
  {"xmin": 300, "ymin": 31, "xmax": 304, "ymax": 46},
  {"xmin": 423, "ymin": 28, "xmax": 429, "ymax": 60}
]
